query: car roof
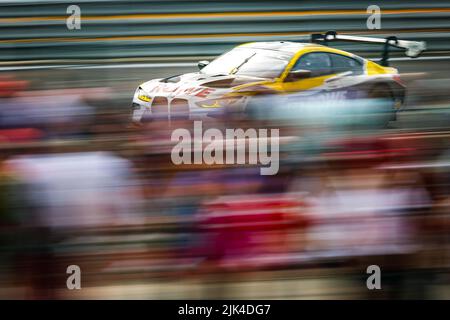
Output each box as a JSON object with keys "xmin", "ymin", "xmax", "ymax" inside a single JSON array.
[{"xmin": 239, "ymin": 41, "xmax": 323, "ymax": 54}]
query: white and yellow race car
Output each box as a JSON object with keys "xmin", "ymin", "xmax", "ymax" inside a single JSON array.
[{"xmin": 131, "ymin": 31, "xmax": 425, "ymax": 123}]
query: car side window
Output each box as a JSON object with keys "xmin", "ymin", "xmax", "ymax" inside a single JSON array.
[
  {"xmin": 330, "ymin": 53, "xmax": 363, "ymax": 74},
  {"xmin": 292, "ymin": 52, "xmax": 332, "ymax": 77}
]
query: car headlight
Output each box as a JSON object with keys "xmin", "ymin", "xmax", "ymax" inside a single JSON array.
[{"xmin": 137, "ymin": 88, "xmax": 152, "ymax": 102}]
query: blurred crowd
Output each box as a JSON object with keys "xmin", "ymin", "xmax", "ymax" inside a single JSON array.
[{"xmin": 0, "ymin": 74, "xmax": 450, "ymax": 299}]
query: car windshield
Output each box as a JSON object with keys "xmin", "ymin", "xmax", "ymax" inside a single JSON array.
[{"xmin": 200, "ymin": 47, "xmax": 293, "ymax": 79}]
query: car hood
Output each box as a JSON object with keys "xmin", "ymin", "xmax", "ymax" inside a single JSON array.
[{"xmin": 139, "ymin": 72, "xmax": 268, "ymax": 99}]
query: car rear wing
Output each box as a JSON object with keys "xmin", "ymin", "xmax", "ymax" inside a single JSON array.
[{"xmin": 311, "ymin": 31, "xmax": 426, "ymax": 66}]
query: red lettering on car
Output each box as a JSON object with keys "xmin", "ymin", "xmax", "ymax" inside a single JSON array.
[
  {"xmin": 196, "ymin": 88, "xmax": 215, "ymax": 98},
  {"xmin": 184, "ymin": 87, "xmax": 198, "ymax": 95},
  {"xmin": 149, "ymin": 85, "xmax": 160, "ymax": 93}
]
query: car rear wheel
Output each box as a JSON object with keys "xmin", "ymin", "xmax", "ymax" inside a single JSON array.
[{"xmin": 368, "ymin": 84, "xmax": 396, "ymax": 128}]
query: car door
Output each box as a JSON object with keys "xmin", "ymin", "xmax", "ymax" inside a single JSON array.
[
  {"xmin": 281, "ymin": 52, "xmax": 335, "ymax": 94},
  {"xmin": 324, "ymin": 53, "xmax": 365, "ymax": 92}
]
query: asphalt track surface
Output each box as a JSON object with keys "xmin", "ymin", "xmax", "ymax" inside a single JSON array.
[
  {"xmin": 5, "ymin": 55, "xmax": 449, "ymax": 90},
  {"xmin": 3, "ymin": 56, "xmax": 450, "ymax": 130}
]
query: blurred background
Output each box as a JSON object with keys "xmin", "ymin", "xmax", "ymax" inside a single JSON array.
[{"xmin": 1, "ymin": 0, "xmax": 450, "ymax": 299}]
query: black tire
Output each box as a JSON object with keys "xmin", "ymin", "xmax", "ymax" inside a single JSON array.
[{"xmin": 368, "ymin": 83, "xmax": 396, "ymax": 128}]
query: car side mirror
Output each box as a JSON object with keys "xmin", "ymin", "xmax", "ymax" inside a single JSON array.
[
  {"xmin": 286, "ymin": 69, "xmax": 312, "ymax": 82},
  {"xmin": 198, "ymin": 60, "xmax": 210, "ymax": 70}
]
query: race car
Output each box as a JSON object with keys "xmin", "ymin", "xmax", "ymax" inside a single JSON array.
[{"xmin": 131, "ymin": 31, "xmax": 426, "ymax": 124}]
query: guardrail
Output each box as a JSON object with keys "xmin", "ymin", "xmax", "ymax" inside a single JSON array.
[{"xmin": 1, "ymin": 0, "xmax": 450, "ymax": 63}]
